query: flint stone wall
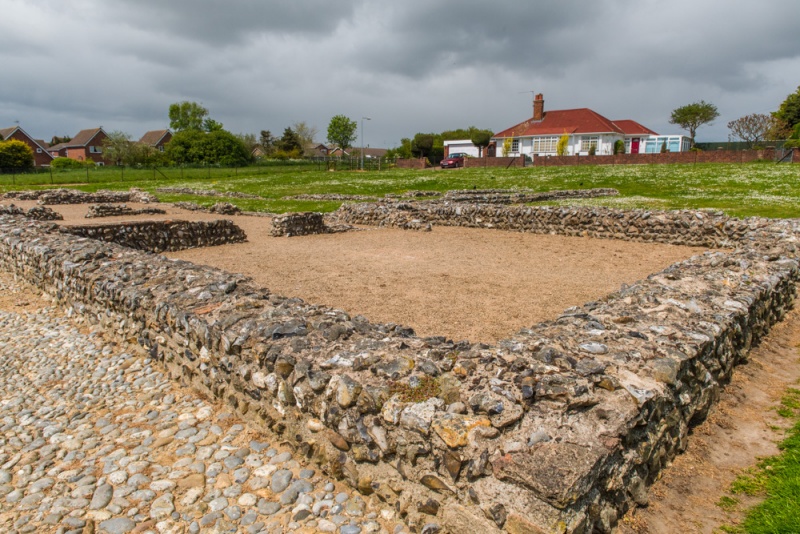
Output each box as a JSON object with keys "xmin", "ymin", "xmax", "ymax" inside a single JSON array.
[
  {"xmin": 335, "ymin": 201, "xmax": 781, "ymax": 249},
  {"xmin": 271, "ymin": 212, "xmax": 359, "ymax": 237},
  {"xmin": 442, "ymin": 188, "xmax": 619, "ymax": 204},
  {"xmin": 60, "ymin": 219, "xmax": 247, "ymax": 253},
  {"xmin": 86, "ymin": 204, "xmax": 167, "ymax": 218},
  {"xmin": 2, "ymin": 188, "xmax": 158, "ymax": 205},
  {"xmin": 1, "ymin": 206, "xmax": 800, "ymax": 533}
]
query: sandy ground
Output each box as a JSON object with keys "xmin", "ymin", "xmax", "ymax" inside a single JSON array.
[{"xmin": 8, "ymin": 200, "xmax": 707, "ymax": 344}]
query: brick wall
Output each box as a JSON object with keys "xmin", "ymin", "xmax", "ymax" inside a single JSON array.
[
  {"xmin": 464, "ymin": 156, "xmax": 525, "ymax": 168},
  {"xmin": 533, "ymin": 148, "xmax": 777, "ymax": 166},
  {"xmin": 395, "ymin": 158, "xmax": 429, "ymax": 169}
]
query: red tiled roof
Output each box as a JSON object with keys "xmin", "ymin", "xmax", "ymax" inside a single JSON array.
[
  {"xmin": 139, "ymin": 130, "xmax": 171, "ymax": 146},
  {"xmin": 0, "ymin": 127, "xmax": 17, "ymax": 140},
  {"xmin": 494, "ymin": 108, "xmax": 628, "ymax": 138},
  {"xmin": 67, "ymin": 128, "xmax": 104, "ymax": 147},
  {"xmin": 612, "ymin": 120, "xmax": 658, "ymax": 136}
]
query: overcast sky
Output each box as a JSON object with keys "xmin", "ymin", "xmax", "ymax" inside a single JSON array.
[{"xmin": 2, "ymin": 0, "xmax": 799, "ymax": 147}]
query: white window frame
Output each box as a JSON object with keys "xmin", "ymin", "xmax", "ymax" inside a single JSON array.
[
  {"xmin": 581, "ymin": 136, "xmax": 598, "ymax": 153},
  {"xmin": 532, "ymin": 136, "xmax": 559, "ymax": 154}
]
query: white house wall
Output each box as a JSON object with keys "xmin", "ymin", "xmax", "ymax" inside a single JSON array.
[{"xmin": 443, "ymin": 140, "xmax": 480, "ymax": 158}]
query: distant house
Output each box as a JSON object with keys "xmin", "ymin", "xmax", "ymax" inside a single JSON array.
[
  {"xmin": 492, "ymin": 94, "xmax": 686, "ymax": 157},
  {"xmin": 49, "ymin": 128, "xmax": 110, "ymax": 165},
  {"xmin": 443, "ymin": 140, "xmax": 480, "ymax": 158},
  {"xmin": 354, "ymin": 147, "xmax": 388, "ymax": 159},
  {"xmin": 139, "ymin": 129, "xmax": 172, "ymax": 152},
  {"xmin": 0, "ymin": 125, "xmax": 54, "ymax": 167}
]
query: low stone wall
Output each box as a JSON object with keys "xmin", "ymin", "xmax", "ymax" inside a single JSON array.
[
  {"xmin": 2, "ymin": 206, "xmax": 800, "ymax": 533},
  {"xmin": 533, "ymin": 148, "xmax": 779, "ymax": 166},
  {"xmin": 3, "ymin": 188, "xmax": 158, "ymax": 204},
  {"xmin": 86, "ymin": 204, "xmax": 167, "ymax": 218},
  {"xmin": 173, "ymin": 201, "xmax": 242, "ymax": 215},
  {"xmin": 442, "ymin": 188, "xmax": 619, "ymax": 204},
  {"xmin": 271, "ymin": 212, "xmax": 359, "ymax": 236},
  {"xmin": 156, "ymin": 187, "xmax": 262, "ymax": 199},
  {"xmin": 60, "ymin": 219, "xmax": 247, "ymax": 252},
  {"xmin": 335, "ymin": 201, "xmax": 768, "ymax": 248},
  {"xmin": 1, "ymin": 203, "xmax": 63, "ymax": 221}
]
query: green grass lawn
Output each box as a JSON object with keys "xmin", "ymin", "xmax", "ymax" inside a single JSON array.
[
  {"xmin": 2, "ymin": 161, "xmax": 799, "ymax": 218},
  {"xmin": 720, "ymin": 387, "xmax": 800, "ymax": 533}
]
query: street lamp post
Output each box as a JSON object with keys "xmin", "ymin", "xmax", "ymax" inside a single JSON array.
[{"xmin": 361, "ymin": 117, "xmax": 371, "ymax": 170}]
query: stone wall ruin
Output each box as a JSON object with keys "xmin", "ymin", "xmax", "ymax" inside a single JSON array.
[
  {"xmin": 60, "ymin": 219, "xmax": 247, "ymax": 253},
  {"xmin": 1, "ymin": 203, "xmax": 799, "ymax": 533}
]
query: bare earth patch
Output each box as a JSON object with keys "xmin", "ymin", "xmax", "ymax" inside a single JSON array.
[{"xmin": 4, "ymin": 200, "xmax": 706, "ymax": 343}]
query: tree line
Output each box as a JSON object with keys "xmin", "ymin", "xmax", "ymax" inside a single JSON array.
[{"xmin": 670, "ymin": 85, "xmax": 800, "ymax": 149}]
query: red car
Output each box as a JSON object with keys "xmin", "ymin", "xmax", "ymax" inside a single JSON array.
[{"xmin": 441, "ymin": 152, "xmax": 468, "ymax": 168}]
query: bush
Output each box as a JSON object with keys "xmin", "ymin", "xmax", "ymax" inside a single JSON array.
[
  {"xmin": 51, "ymin": 157, "xmax": 94, "ymax": 169},
  {"xmin": 613, "ymin": 139, "xmax": 625, "ymax": 155},
  {"xmin": 588, "ymin": 145, "xmax": 596, "ymax": 156},
  {"xmin": 0, "ymin": 139, "xmax": 34, "ymax": 169}
]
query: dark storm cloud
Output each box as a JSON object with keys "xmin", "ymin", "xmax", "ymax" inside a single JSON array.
[
  {"xmin": 1, "ymin": 0, "xmax": 799, "ymax": 144},
  {"xmin": 356, "ymin": 0, "xmax": 623, "ymax": 77},
  {"xmin": 104, "ymin": 0, "xmax": 360, "ymax": 44}
]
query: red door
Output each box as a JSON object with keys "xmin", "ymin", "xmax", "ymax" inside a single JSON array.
[{"xmin": 630, "ymin": 138, "xmax": 640, "ymax": 154}]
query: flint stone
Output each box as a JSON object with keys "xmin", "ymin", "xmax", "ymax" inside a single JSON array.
[
  {"xmin": 492, "ymin": 442, "xmax": 604, "ymax": 509},
  {"xmin": 431, "ymin": 413, "xmax": 492, "ymax": 448},
  {"xmin": 400, "ymin": 397, "xmax": 444, "ymax": 435}
]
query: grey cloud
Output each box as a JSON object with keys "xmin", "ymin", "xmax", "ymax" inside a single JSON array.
[{"xmin": 104, "ymin": 0, "xmax": 361, "ymax": 45}]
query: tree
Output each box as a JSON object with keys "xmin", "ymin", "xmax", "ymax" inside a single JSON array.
[
  {"xmin": 293, "ymin": 121, "xmax": 318, "ymax": 152},
  {"xmin": 669, "ymin": 101, "xmax": 719, "ymax": 145},
  {"xmin": 411, "ymin": 133, "xmax": 435, "ymax": 158},
  {"xmin": 501, "ymin": 137, "xmax": 512, "ymax": 157},
  {"xmin": 727, "ymin": 113, "xmax": 774, "ymax": 148},
  {"xmin": 470, "ymin": 129, "xmax": 493, "ymax": 157},
  {"xmin": 165, "ymin": 129, "xmax": 250, "ymax": 166},
  {"xmin": 102, "ymin": 131, "xmax": 135, "ymax": 165},
  {"xmin": 0, "ymin": 139, "xmax": 34, "ymax": 169},
  {"xmin": 259, "ymin": 130, "xmax": 276, "ymax": 155},
  {"xmin": 50, "ymin": 135, "xmax": 71, "ymax": 146},
  {"xmin": 236, "ymin": 133, "xmax": 259, "ymax": 153},
  {"xmin": 556, "ymin": 133, "xmax": 569, "ymax": 156},
  {"xmin": 277, "ymin": 127, "xmax": 302, "ymax": 154},
  {"xmin": 203, "ymin": 118, "xmax": 224, "ymax": 132},
  {"xmin": 392, "ymin": 138, "xmax": 413, "ymax": 159},
  {"xmin": 326, "ymin": 115, "xmax": 357, "ymax": 153},
  {"xmin": 773, "ymin": 85, "xmax": 800, "ymax": 130},
  {"xmin": 169, "ymin": 101, "xmax": 209, "ymax": 132}
]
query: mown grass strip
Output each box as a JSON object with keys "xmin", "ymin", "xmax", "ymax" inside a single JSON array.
[
  {"xmin": 2, "ymin": 161, "xmax": 800, "ymax": 217},
  {"xmin": 719, "ymin": 385, "xmax": 800, "ymax": 533}
]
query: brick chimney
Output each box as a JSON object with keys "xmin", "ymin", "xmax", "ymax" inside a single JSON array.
[{"xmin": 533, "ymin": 93, "xmax": 544, "ymax": 121}]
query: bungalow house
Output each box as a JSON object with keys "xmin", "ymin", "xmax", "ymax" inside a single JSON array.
[
  {"xmin": 139, "ymin": 129, "xmax": 172, "ymax": 152},
  {"xmin": 0, "ymin": 125, "xmax": 54, "ymax": 167},
  {"xmin": 492, "ymin": 94, "xmax": 687, "ymax": 158},
  {"xmin": 49, "ymin": 127, "xmax": 110, "ymax": 165}
]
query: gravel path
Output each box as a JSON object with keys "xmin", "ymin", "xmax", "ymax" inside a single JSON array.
[{"xmin": 0, "ymin": 273, "xmax": 401, "ymax": 534}]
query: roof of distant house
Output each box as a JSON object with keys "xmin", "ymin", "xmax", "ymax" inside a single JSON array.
[
  {"xmin": 494, "ymin": 108, "xmax": 628, "ymax": 138},
  {"xmin": 612, "ymin": 120, "xmax": 658, "ymax": 136},
  {"xmin": 139, "ymin": 129, "xmax": 171, "ymax": 146},
  {"xmin": 66, "ymin": 128, "xmax": 106, "ymax": 147}
]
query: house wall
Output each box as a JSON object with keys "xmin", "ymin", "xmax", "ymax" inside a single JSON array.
[
  {"xmin": 65, "ymin": 131, "xmax": 110, "ymax": 164},
  {"xmin": 5, "ymin": 130, "xmax": 53, "ymax": 167},
  {"xmin": 443, "ymin": 140, "xmax": 480, "ymax": 158},
  {"xmin": 154, "ymin": 132, "xmax": 172, "ymax": 151}
]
